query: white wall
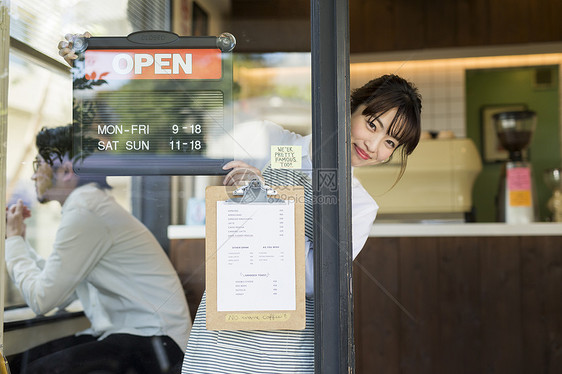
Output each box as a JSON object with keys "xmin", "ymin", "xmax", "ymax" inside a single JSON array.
[{"xmin": 351, "ymin": 48, "xmax": 562, "ymax": 143}]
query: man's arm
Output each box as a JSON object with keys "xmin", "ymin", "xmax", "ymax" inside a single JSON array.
[
  {"xmin": 6, "ymin": 207, "xmax": 110, "ymax": 315},
  {"xmin": 6, "ymin": 199, "xmax": 30, "ymax": 238},
  {"xmin": 5, "ymin": 200, "xmax": 44, "ymax": 267}
]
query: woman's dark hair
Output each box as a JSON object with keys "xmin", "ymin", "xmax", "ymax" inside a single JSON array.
[
  {"xmin": 351, "ymin": 74, "xmax": 422, "ymax": 181},
  {"xmin": 36, "ymin": 125, "xmax": 112, "ymax": 189}
]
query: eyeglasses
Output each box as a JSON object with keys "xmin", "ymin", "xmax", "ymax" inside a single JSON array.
[
  {"xmin": 32, "ymin": 159, "xmax": 42, "ymax": 172},
  {"xmin": 33, "ymin": 155, "xmax": 59, "ymax": 172}
]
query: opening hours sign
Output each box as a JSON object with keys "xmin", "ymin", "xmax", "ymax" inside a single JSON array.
[{"xmin": 72, "ymin": 31, "xmax": 235, "ymax": 175}]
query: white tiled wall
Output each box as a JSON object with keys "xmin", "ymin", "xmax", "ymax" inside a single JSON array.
[{"xmin": 350, "ymin": 53, "xmax": 562, "ymax": 139}]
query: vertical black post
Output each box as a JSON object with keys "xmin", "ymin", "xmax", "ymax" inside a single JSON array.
[
  {"xmin": 311, "ymin": 0, "xmax": 353, "ymax": 373},
  {"xmin": 131, "ymin": 176, "xmax": 172, "ymax": 253}
]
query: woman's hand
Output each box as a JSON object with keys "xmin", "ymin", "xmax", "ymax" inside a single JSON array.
[
  {"xmin": 6, "ymin": 200, "xmax": 31, "ymax": 238},
  {"xmin": 222, "ymin": 161, "xmax": 264, "ymax": 187},
  {"xmin": 57, "ymin": 32, "xmax": 91, "ymax": 67}
]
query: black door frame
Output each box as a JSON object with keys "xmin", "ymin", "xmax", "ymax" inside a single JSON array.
[{"xmin": 311, "ymin": 0, "xmax": 354, "ymax": 372}]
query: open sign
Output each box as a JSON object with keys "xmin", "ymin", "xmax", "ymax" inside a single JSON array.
[
  {"xmin": 72, "ymin": 31, "xmax": 235, "ymax": 176},
  {"xmin": 86, "ymin": 49, "xmax": 222, "ymax": 80}
]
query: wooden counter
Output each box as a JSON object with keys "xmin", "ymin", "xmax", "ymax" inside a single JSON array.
[
  {"xmin": 169, "ymin": 223, "xmax": 562, "ymax": 373},
  {"xmin": 354, "ymin": 235, "xmax": 562, "ymax": 374}
]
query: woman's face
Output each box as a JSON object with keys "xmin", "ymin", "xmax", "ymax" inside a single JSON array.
[{"xmin": 350, "ymin": 105, "xmax": 400, "ymax": 167}]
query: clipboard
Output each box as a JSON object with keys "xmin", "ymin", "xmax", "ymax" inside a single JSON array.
[{"xmin": 205, "ymin": 179, "xmax": 306, "ymax": 330}]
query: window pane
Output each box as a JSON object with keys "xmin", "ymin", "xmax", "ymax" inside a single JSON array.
[
  {"xmin": 10, "ymin": 0, "xmax": 169, "ymax": 62},
  {"xmin": 5, "ymin": 50, "xmax": 72, "ymax": 307},
  {"xmin": 4, "ymin": 0, "xmax": 154, "ymax": 308},
  {"xmin": 3, "ymin": 3, "xmax": 317, "ymax": 372}
]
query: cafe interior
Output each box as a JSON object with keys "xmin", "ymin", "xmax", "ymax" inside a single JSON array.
[{"xmin": 1, "ymin": 0, "xmax": 562, "ymax": 373}]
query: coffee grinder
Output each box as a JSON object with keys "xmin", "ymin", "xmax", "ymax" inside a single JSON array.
[{"xmin": 493, "ymin": 110, "xmax": 537, "ymax": 223}]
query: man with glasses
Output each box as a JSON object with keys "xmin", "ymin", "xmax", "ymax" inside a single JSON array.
[{"xmin": 5, "ymin": 125, "xmax": 191, "ymax": 374}]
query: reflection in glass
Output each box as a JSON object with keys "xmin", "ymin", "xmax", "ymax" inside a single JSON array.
[
  {"xmin": 4, "ymin": 51, "xmax": 132, "ymax": 308},
  {"xmin": 173, "ymin": 52, "xmax": 312, "ymax": 224}
]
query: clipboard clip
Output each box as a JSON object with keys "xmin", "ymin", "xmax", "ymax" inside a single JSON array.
[{"xmin": 229, "ymin": 179, "xmax": 279, "ymax": 204}]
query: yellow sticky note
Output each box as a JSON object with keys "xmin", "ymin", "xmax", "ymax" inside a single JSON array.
[
  {"xmin": 271, "ymin": 145, "xmax": 302, "ymax": 169},
  {"xmin": 509, "ymin": 190, "xmax": 532, "ymax": 207}
]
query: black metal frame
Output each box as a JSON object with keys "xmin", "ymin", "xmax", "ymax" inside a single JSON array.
[
  {"xmin": 72, "ymin": 32, "xmax": 234, "ymax": 176},
  {"xmin": 6, "ymin": 1, "xmax": 355, "ymax": 370},
  {"xmin": 311, "ymin": 0, "xmax": 354, "ymax": 372}
]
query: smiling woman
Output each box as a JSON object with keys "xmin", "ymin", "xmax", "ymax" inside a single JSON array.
[
  {"xmin": 350, "ymin": 74, "xmax": 422, "ymax": 179},
  {"xmin": 180, "ymin": 73, "xmax": 422, "ymax": 374},
  {"xmin": 350, "ymin": 106, "xmax": 399, "ymax": 167}
]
